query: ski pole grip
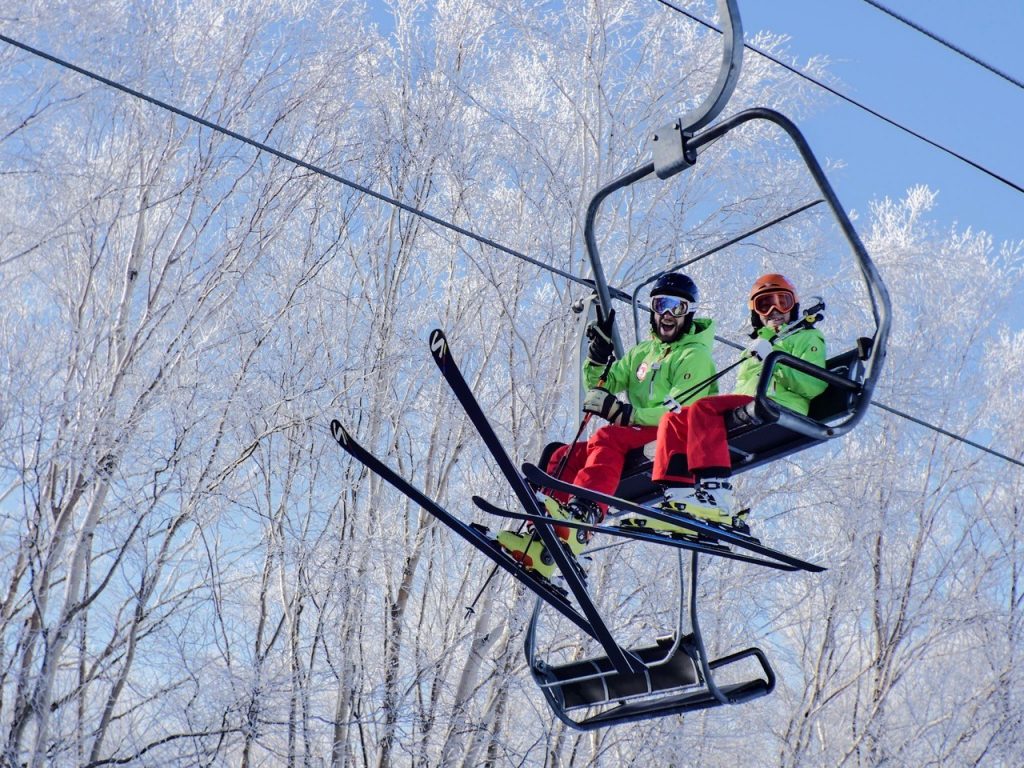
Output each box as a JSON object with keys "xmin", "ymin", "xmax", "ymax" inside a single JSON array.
[
  {"xmin": 794, "ymin": 298, "xmax": 825, "ymax": 328},
  {"xmin": 582, "ymin": 355, "xmax": 616, "ymax": 425},
  {"xmin": 777, "ymin": 300, "xmax": 825, "ymax": 339}
]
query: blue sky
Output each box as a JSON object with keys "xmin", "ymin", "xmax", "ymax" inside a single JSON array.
[{"xmin": 740, "ymin": 0, "xmax": 1023, "ymax": 247}]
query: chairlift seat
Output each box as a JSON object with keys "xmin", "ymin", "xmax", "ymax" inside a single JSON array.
[
  {"xmin": 604, "ymin": 343, "xmax": 868, "ymax": 502},
  {"xmin": 536, "ymin": 634, "xmax": 700, "ymax": 712}
]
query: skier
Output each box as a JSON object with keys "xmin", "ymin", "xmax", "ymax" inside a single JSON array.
[
  {"xmin": 627, "ymin": 273, "xmax": 826, "ymax": 535},
  {"xmin": 497, "ymin": 272, "xmax": 718, "ymax": 578}
]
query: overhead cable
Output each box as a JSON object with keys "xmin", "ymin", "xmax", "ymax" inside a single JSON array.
[
  {"xmin": 0, "ymin": 33, "xmax": 1019, "ymax": 470},
  {"xmin": 860, "ymin": 0, "xmax": 1024, "ymax": 91},
  {"xmin": 654, "ymin": 0, "xmax": 1024, "ymax": 197},
  {"xmin": 0, "ymin": 33, "xmax": 559, "ymax": 280},
  {"xmin": 872, "ymin": 402, "xmax": 1023, "ymax": 468}
]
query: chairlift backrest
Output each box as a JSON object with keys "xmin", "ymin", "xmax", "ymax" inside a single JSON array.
[{"xmin": 807, "ymin": 345, "xmax": 867, "ymax": 423}]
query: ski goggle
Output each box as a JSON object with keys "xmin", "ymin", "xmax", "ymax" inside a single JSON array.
[
  {"xmin": 752, "ymin": 290, "xmax": 795, "ymax": 316},
  {"xmin": 651, "ymin": 295, "xmax": 690, "ymax": 317}
]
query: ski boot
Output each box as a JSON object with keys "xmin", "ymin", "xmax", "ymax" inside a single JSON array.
[
  {"xmin": 623, "ymin": 479, "xmax": 750, "ymax": 537},
  {"xmin": 496, "ymin": 497, "xmax": 600, "ymax": 580}
]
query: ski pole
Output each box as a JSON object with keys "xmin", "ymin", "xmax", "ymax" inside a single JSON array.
[
  {"xmin": 662, "ymin": 360, "xmax": 743, "ymax": 411},
  {"xmin": 550, "ymin": 354, "xmax": 616, "ymax": 480}
]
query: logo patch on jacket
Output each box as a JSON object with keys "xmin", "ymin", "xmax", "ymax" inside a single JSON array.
[{"xmin": 636, "ymin": 362, "xmax": 649, "ymax": 381}]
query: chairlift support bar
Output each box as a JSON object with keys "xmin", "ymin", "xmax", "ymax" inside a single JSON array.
[{"xmin": 681, "ymin": 0, "xmax": 743, "ymax": 134}]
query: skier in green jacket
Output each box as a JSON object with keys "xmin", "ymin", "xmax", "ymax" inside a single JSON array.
[{"xmin": 497, "ymin": 272, "xmax": 718, "ymax": 579}]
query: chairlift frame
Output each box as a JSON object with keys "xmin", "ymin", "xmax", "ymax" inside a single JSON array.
[
  {"xmin": 588, "ymin": 105, "xmax": 891, "ymax": 449},
  {"xmin": 590, "ymin": 105, "xmax": 892, "ymax": 500}
]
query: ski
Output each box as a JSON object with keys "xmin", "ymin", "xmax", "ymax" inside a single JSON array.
[
  {"xmin": 328, "ymin": 419, "xmax": 597, "ymax": 636},
  {"xmin": 521, "ymin": 462, "xmax": 826, "ymax": 573},
  {"xmin": 471, "ymin": 495, "xmax": 802, "ymax": 572},
  {"xmin": 428, "ymin": 329, "xmax": 645, "ymax": 674}
]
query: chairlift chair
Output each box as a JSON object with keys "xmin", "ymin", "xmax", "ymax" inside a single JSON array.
[{"xmin": 521, "ymin": 0, "xmax": 891, "ymax": 728}]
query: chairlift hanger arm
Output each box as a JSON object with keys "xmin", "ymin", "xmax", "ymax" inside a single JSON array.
[
  {"xmin": 650, "ymin": 0, "xmax": 744, "ymax": 178},
  {"xmin": 678, "ymin": 0, "xmax": 743, "ymax": 134}
]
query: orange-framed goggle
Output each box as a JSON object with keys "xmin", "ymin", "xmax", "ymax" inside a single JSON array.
[{"xmin": 752, "ymin": 290, "xmax": 795, "ymax": 316}]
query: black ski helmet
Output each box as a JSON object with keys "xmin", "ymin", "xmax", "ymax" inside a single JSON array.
[
  {"xmin": 651, "ymin": 272, "xmax": 699, "ymax": 304},
  {"xmin": 649, "ymin": 272, "xmax": 698, "ymax": 337}
]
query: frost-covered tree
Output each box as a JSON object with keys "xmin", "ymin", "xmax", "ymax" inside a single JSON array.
[{"xmin": 0, "ymin": 0, "xmax": 1020, "ymax": 766}]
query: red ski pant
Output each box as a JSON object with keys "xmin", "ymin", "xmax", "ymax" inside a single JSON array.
[
  {"xmin": 545, "ymin": 424, "xmax": 660, "ymax": 515},
  {"xmin": 652, "ymin": 394, "xmax": 753, "ymax": 484}
]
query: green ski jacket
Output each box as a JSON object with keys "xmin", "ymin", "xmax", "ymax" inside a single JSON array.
[
  {"xmin": 734, "ymin": 326, "xmax": 827, "ymax": 415},
  {"xmin": 583, "ymin": 318, "xmax": 718, "ymax": 427}
]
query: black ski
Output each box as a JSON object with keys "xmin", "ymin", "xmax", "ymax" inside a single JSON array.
[
  {"xmin": 428, "ymin": 329, "xmax": 644, "ymax": 674},
  {"xmin": 521, "ymin": 463, "xmax": 826, "ymax": 573},
  {"xmin": 471, "ymin": 495, "xmax": 802, "ymax": 571},
  {"xmin": 328, "ymin": 419, "xmax": 597, "ymax": 636}
]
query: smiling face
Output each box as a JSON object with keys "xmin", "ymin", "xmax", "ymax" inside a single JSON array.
[
  {"xmin": 761, "ymin": 307, "xmax": 789, "ymax": 331},
  {"xmin": 654, "ymin": 309, "xmax": 686, "ymax": 342}
]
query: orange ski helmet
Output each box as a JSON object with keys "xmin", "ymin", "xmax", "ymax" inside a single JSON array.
[{"xmin": 748, "ymin": 273, "xmax": 799, "ymax": 330}]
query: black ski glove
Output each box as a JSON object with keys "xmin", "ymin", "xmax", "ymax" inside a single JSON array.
[
  {"xmin": 586, "ymin": 309, "xmax": 615, "ymax": 365},
  {"xmin": 583, "ymin": 387, "xmax": 633, "ymax": 426}
]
